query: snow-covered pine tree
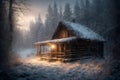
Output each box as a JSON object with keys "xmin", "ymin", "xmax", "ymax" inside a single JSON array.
[
  {"xmin": 45, "ymin": 4, "xmax": 53, "ymax": 39},
  {"xmin": 90, "ymin": 0, "xmax": 102, "ymax": 29},
  {"xmin": 52, "ymin": 1, "xmax": 59, "ymax": 27},
  {"xmin": 45, "ymin": 2, "xmax": 59, "ymax": 39},
  {"xmin": 29, "ymin": 14, "xmax": 44, "ymax": 45},
  {"xmin": 29, "ymin": 21, "xmax": 36, "ymax": 43},
  {"xmin": 58, "ymin": 5, "xmax": 63, "ymax": 21},
  {"xmin": 83, "ymin": 0, "xmax": 90, "ymax": 26},
  {"xmin": 74, "ymin": 0, "xmax": 81, "ymax": 23},
  {"xmin": 63, "ymin": 3, "xmax": 72, "ymax": 21},
  {"xmin": 36, "ymin": 14, "xmax": 44, "ymax": 41}
]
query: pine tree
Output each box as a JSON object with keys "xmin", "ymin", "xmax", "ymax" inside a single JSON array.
[
  {"xmin": 36, "ymin": 14, "xmax": 44, "ymax": 41},
  {"xmin": 63, "ymin": 3, "xmax": 72, "ymax": 21},
  {"xmin": 52, "ymin": 1, "xmax": 59, "ymax": 28},
  {"xmin": 45, "ymin": 4, "xmax": 53, "ymax": 39},
  {"xmin": 78, "ymin": 0, "xmax": 86, "ymax": 24},
  {"xmin": 45, "ymin": 2, "xmax": 59, "ymax": 39},
  {"xmin": 84, "ymin": 0, "xmax": 90, "ymax": 25},
  {"xmin": 58, "ymin": 5, "xmax": 63, "ymax": 21},
  {"xmin": 74, "ymin": 0, "xmax": 81, "ymax": 23},
  {"xmin": 29, "ymin": 14, "xmax": 44, "ymax": 45},
  {"xmin": 53, "ymin": 1, "xmax": 58, "ymax": 18}
]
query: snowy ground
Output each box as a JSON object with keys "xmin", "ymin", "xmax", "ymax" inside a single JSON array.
[
  {"xmin": 9, "ymin": 57, "xmax": 110, "ymax": 80},
  {"xmin": 15, "ymin": 48, "xmax": 36, "ymax": 58}
]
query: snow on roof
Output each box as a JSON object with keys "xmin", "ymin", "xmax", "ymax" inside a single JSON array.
[
  {"xmin": 34, "ymin": 21, "xmax": 104, "ymax": 45},
  {"xmin": 61, "ymin": 21, "xmax": 105, "ymax": 41},
  {"xmin": 34, "ymin": 37, "xmax": 77, "ymax": 45}
]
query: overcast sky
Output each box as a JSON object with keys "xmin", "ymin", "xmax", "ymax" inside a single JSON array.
[
  {"xmin": 18, "ymin": 0, "xmax": 75, "ymax": 31},
  {"xmin": 29, "ymin": 0, "xmax": 75, "ymax": 22}
]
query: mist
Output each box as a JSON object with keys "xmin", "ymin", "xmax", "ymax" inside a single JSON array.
[
  {"xmin": 0, "ymin": 0, "xmax": 119, "ymax": 80},
  {"xmin": 12, "ymin": 0, "xmax": 115, "ymax": 58},
  {"xmin": 11, "ymin": 0, "xmax": 77, "ymax": 58}
]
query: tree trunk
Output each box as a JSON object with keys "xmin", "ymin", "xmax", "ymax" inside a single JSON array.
[
  {"xmin": 8, "ymin": 0, "xmax": 14, "ymax": 48},
  {"xmin": 0, "ymin": 0, "xmax": 9, "ymax": 64}
]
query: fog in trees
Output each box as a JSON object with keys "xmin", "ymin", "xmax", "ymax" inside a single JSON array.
[
  {"xmin": 0, "ymin": 0, "xmax": 29, "ymax": 63},
  {"xmin": 0, "ymin": 1, "xmax": 30, "ymax": 78},
  {"xmin": 1, "ymin": 0, "xmax": 118, "ymax": 61},
  {"xmin": 29, "ymin": 0, "xmax": 117, "ymax": 57},
  {"xmin": 63, "ymin": 3, "xmax": 72, "ymax": 21},
  {"xmin": 0, "ymin": 0, "xmax": 120, "ymax": 79}
]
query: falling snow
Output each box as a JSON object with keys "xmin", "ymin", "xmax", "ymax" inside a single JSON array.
[{"xmin": 9, "ymin": 57, "xmax": 110, "ymax": 80}]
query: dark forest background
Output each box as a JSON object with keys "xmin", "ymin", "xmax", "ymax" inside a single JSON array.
[
  {"xmin": 0, "ymin": 0, "xmax": 120, "ymax": 79},
  {"xmin": 28, "ymin": 0, "xmax": 120, "ymax": 59}
]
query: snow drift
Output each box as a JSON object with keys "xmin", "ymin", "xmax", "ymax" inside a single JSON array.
[{"xmin": 9, "ymin": 57, "xmax": 110, "ymax": 80}]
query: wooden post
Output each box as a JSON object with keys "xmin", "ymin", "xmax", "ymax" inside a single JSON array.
[
  {"xmin": 50, "ymin": 50, "xmax": 51, "ymax": 59},
  {"xmin": 37, "ymin": 46, "xmax": 40, "ymax": 56},
  {"xmin": 39, "ymin": 45, "xmax": 41, "ymax": 56},
  {"xmin": 37, "ymin": 46, "xmax": 39, "ymax": 56}
]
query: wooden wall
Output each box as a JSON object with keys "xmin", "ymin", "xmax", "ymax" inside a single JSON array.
[
  {"xmin": 52, "ymin": 23, "xmax": 74, "ymax": 39},
  {"xmin": 37, "ymin": 40, "xmax": 104, "ymax": 62},
  {"xmin": 45, "ymin": 39, "xmax": 104, "ymax": 62}
]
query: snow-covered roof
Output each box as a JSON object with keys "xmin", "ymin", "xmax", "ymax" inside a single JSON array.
[
  {"xmin": 61, "ymin": 21, "xmax": 105, "ymax": 41},
  {"xmin": 34, "ymin": 37, "xmax": 77, "ymax": 45},
  {"xmin": 34, "ymin": 21, "xmax": 104, "ymax": 45}
]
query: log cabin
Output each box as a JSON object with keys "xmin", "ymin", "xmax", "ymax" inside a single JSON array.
[{"xmin": 34, "ymin": 21, "xmax": 105, "ymax": 62}]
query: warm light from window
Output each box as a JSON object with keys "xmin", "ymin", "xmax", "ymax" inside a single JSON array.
[{"xmin": 51, "ymin": 44, "xmax": 56, "ymax": 49}]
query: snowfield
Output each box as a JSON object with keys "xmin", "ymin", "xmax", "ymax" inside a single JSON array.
[{"xmin": 9, "ymin": 57, "xmax": 110, "ymax": 80}]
